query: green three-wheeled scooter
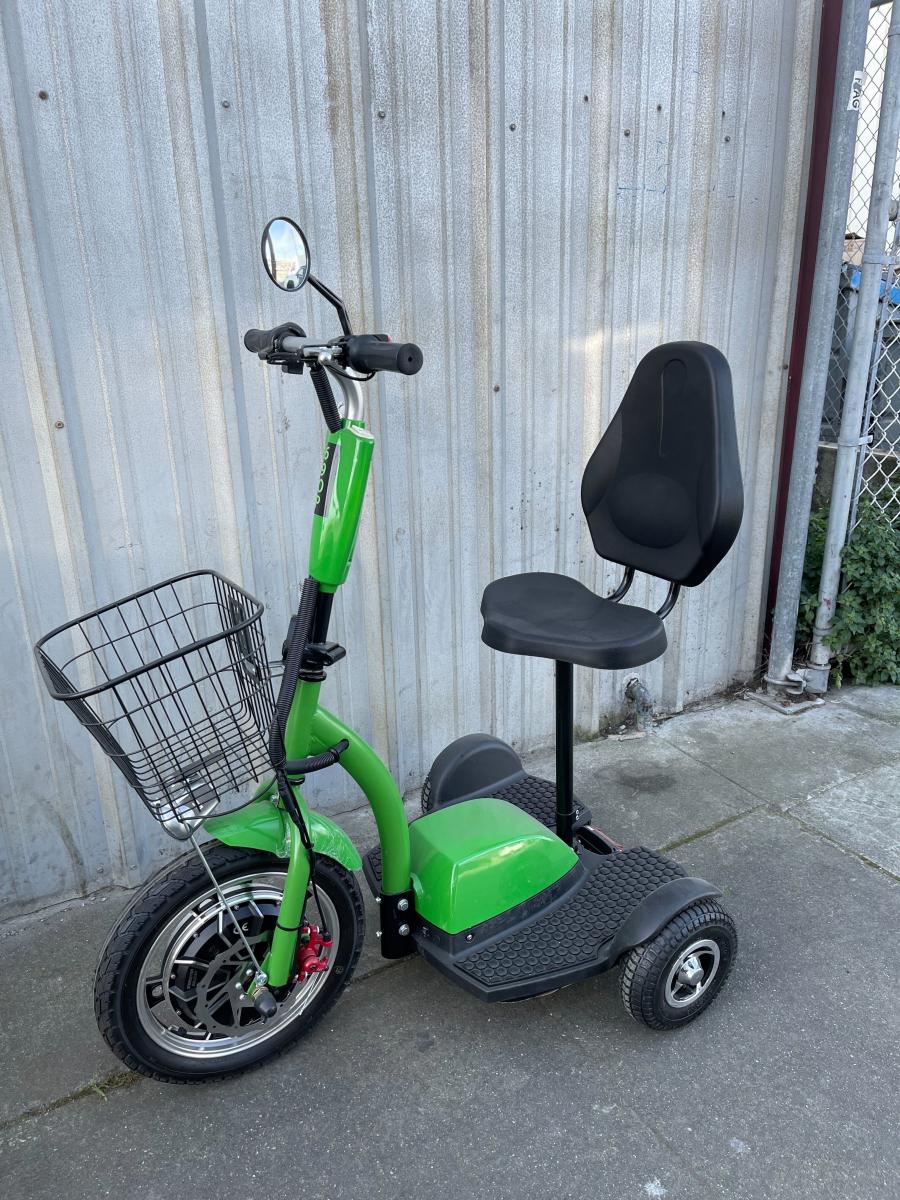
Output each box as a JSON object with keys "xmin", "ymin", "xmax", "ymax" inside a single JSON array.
[{"xmin": 35, "ymin": 217, "xmax": 743, "ymax": 1081}]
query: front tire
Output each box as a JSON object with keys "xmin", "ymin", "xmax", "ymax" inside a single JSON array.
[
  {"xmin": 94, "ymin": 844, "xmax": 364, "ymax": 1082},
  {"xmin": 620, "ymin": 900, "xmax": 737, "ymax": 1029}
]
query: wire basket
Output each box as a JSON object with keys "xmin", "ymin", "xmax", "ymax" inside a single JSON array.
[{"xmin": 35, "ymin": 571, "xmax": 276, "ymax": 839}]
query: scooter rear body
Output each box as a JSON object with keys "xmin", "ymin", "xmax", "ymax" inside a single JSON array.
[{"xmin": 362, "ymin": 787, "xmax": 720, "ymax": 1003}]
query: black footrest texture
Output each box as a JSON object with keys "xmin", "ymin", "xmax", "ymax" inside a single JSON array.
[
  {"xmin": 423, "ymin": 770, "xmax": 591, "ymax": 831},
  {"xmin": 458, "ymin": 848, "xmax": 684, "ymax": 989},
  {"xmin": 493, "ymin": 773, "xmax": 590, "ymax": 831}
]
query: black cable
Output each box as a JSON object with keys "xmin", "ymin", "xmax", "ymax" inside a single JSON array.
[
  {"xmin": 322, "ymin": 355, "xmax": 375, "ymax": 383},
  {"xmin": 308, "ymin": 363, "xmax": 342, "ymax": 432},
  {"xmin": 269, "ymin": 577, "xmax": 318, "ymax": 766},
  {"xmin": 269, "ymin": 578, "xmax": 329, "ymax": 935},
  {"xmin": 284, "ymin": 740, "xmax": 348, "ymax": 776}
]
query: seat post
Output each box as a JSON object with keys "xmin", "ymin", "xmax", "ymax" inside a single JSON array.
[{"xmin": 554, "ymin": 661, "xmax": 575, "ymax": 845}]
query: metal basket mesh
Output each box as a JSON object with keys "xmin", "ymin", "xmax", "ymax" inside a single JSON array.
[{"xmin": 35, "ymin": 571, "xmax": 276, "ymax": 837}]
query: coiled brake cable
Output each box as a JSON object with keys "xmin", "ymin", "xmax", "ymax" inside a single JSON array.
[{"xmin": 268, "ymin": 576, "xmax": 330, "ymax": 941}]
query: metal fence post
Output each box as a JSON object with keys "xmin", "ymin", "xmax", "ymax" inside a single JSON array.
[
  {"xmin": 766, "ymin": 0, "xmax": 871, "ymax": 694},
  {"xmin": 805, "ymin": 0, "xmax": 900, "ymax": 691}
]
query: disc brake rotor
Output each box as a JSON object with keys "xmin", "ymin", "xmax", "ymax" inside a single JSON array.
[{"xmin": 167, "ymin": 900, "xmax": 278, "ymax": 1036}]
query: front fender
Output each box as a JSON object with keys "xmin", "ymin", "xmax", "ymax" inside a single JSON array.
[{"xmin": 204, "ymin": 792, "xmax": 362, "ymax": 874}]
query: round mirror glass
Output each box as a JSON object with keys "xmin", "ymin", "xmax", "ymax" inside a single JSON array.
[{"xmin": 260, "ymin": 217, "xmax": 310, "ymax": 291}]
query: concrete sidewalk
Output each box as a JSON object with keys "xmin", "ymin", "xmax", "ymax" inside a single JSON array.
[{"xmin": 1, "ymin": 687, "xmax": 898, "ymax": 1199}]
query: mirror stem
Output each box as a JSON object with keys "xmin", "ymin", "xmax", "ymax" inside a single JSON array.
[{"xmin": 308, "ymin": 274, "xmax": 352, "ymax": 336}]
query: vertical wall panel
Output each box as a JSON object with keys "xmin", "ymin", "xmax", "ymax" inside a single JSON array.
[{"xmin": 0, "ymin": 0, "xmax": 817, "ymax": 916}]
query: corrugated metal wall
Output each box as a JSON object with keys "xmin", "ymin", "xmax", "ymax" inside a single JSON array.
[{"xmin": 0, "ymin": 0, "xmax": 817, "ymax": 917}]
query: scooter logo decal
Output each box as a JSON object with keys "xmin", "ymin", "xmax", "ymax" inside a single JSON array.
[{"xmin": 315, "ymin": 442, "xmax": 337, "ymax": 517}]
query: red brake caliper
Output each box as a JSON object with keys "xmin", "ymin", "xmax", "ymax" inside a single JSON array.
[{"xmin": 295, "ymin": 920, "xmax": 333, "ymax": 983}]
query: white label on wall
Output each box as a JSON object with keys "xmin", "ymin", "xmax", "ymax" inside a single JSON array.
[{"xmin": 848, "ymin": 70, "xmax": 865, "ymax": 112}]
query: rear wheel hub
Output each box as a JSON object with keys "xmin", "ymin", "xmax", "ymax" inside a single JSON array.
[{"xmin": 664, "ymin": 938, "xmax": 721, "ymax": 1008}]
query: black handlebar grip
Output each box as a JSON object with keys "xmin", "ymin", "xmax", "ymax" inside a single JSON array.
[
  {"xmin": 243, "ymin": 328, "xmax": 274, "ymax": 355},
  {"xmin": 243, "ymin": 322, "xmax": 306, "ymax": 357},
  {"xmin": 344, "ymin": 335, "xmax": 423, "ymax": 376}
]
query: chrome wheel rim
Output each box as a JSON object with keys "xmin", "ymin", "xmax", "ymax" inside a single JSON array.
[
  {"xmin": 664, "ymin": 938, "xmax": 721, "ymax": 1008},
  {"xmin": 135, "ymin": 872, "xmax": 339, "ymax": 1059}
]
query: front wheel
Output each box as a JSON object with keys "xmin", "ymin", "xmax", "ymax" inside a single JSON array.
[
  {"xmin": 619, "ymin": 900, "xmax": 737, "ymax": 1029},
  {"xmin": 94, "ymin": 844, "xmax": 364, "ymax": 1082}
]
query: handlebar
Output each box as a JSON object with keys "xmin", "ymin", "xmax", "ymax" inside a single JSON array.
[{"xmin": 243, "ymin": 326, "xmax": 423, "ymax": 376}]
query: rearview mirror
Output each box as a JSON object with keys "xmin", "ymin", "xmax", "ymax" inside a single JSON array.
[{"xmin": 260, "ymin": 217, "xmax": 310, "ymax": 291}]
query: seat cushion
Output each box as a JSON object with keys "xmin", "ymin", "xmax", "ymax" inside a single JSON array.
[{"xmin": 481, "ymin": 572, "xmax": 667, "ymax": 670}]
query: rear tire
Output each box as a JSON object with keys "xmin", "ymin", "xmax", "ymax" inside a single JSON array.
[
  {"xmin": 620, "ymin": 900, "xmax": 737, "ymax": 1029},
  {"xmin": 421, "ymin": 773, "xmax": 434, "ymax": 815},
  {"xmin": 94, "ymin": 844, "xmax": 364, "ymax": 1082}
]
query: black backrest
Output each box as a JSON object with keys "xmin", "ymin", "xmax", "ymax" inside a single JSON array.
[{"xmin": 581, "ymin": 342, "xmax": 743, "ymax": 587}]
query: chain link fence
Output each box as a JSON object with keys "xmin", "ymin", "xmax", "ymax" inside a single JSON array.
[{"xmin": 823, "ymin": 0, "xmax": 900, "ymax": 526}]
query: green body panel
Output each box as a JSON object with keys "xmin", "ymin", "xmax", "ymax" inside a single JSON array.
[
  {"xmin": 409, "ymin": 798, "xmax": 578, "ymax": 934},
  {"xmin": 204, "ymin": 792, "xmax": 362, "ymax": 873},
  {"xmin": 204, "ymin": 795, "xmax": 289, "ymax": 856},
  {"xmin": 308, "ymin": 422, "xmax": 374, "ymax": 588}
]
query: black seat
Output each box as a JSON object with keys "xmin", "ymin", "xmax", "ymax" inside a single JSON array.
[
  {"xmin": 482, "ymin": 572, "xmax": 666, "ymax": 669},
  {"xmin": 481, "ymin": 342, "xmax": 743, "ymax": 669}
]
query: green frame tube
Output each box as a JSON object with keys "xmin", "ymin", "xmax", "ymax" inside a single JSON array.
[
  {"xmin": 261, "ymin": 815, "xmax": 311, "ymax": 987},
  {"xmin": 308, "ymin": 421, "xmax": 374, "ymax": 588},
  {"xmin": 309, "ymin": 707, "xmax": 410, "ymax": 894},
  {"xmin": 258, "ymin": 702, "xmax": 410, "ymax": 987}
]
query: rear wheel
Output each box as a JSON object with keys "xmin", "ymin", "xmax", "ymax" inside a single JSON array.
[
  {"xmin": 94, "ymin": 844, "xmax": 364, "ymax": 1082},
  {"xmin": 620, "ymin": 900, "xmax": 737, "ymax": 1029},
  {"xmin": 421, "ymin": 773, "xmax": 434, "ymax": 814}
]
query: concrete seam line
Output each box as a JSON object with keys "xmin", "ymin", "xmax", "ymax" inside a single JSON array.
[
  {"xmin": 657, "ymin": 806, "xmax": 768, "ymax": 855},
  {"xmin": 650, "ymin": 737, "xmax": 779, "ymax": 807},
  {"xmin": 780, "ymin": 756, "xmax": 900, "ymax": 807},
  {"xmin": 0, "ymin": 1070, "xmax": 140, "ymax": 1133},
  {"xmin": 774, "ymin": 808, "xmax": 900, "ymax": 884}
]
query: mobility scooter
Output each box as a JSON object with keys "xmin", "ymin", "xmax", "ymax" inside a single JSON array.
[{"xmin": 36, "ymin": 218, "xmax": 743, "ymax": 1081}]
